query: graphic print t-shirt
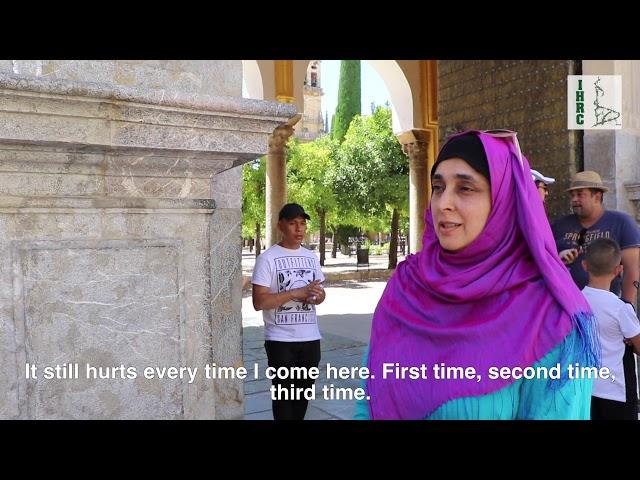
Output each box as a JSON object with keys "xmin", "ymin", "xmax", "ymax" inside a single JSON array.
[
  {"xmin": 251, "ymin": 244, "xmax": 325, "ymax": 342},
  {"xmin": 552, "ymin": 210, "xmax": 640, "ymax": 294}
]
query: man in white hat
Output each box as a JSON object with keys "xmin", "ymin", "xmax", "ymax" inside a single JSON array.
[
  {"xmin": 551, "ymin": 170, "xmax": 640, "ymax": 305},
  {"xmin": 531, "ymin": 169, "xmax": 555, "ymax": 203}
]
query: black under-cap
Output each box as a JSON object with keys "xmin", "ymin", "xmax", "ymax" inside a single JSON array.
[{"xmin": 432, "ymin": 133, "xmax": 490, "ymax": 182}]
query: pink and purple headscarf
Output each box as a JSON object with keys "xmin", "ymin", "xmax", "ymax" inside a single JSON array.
[{"xmin": 367, "ymin": 130, "xmax": 599, "ymax": 419}]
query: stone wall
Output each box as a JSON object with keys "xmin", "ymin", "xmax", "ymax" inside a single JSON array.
[{"xmin": 438, "ymin": 60, "xmax": 581, "ymax": 220}]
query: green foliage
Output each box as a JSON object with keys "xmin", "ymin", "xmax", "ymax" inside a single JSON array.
[
  {"xmin": 400, "ymin": 214, "xmax": 410, "ymax": 233},
  {"xmin": 286, "ymin": 135, "xmax": 338, "ymax": 230},
  {"xmin": 241, "ymin": 157, "xmax": 266, "ymax": 239},
  {"xmin": 330, "ymin": 113, "xmax": 336, "ymax": 138},
  {"xmin": 332, "ymin": 60, "xmax": 361, "ymax": 143},
  {"xmin": 333, "ymin": 106, "xmax": 409, "ymax": 231},
  {"xmin": 334, "ymin": 224, "xmax": 360, "ymax": 245},
  {"xmin": 287, "ymin": 134, "xmax": 341, "ymax": 265},
  {"xmin": 369, "ymin": 243, "xmax": 389, "ymax": 255}
]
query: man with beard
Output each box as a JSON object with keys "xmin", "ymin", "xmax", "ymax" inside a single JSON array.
[{"xmin": 552, "ymin": 171, "xmax": 640, "ymax": 303}]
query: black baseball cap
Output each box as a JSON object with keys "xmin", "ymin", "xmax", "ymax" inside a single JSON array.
[{"xmin": 278, "ymin": 203, "xmax": 311, "ymax": 221}]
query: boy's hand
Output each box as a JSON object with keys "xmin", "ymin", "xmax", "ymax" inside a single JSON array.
[
  {"xmin": 291, "ymin": 280, "xmax": 322, "ymax": 302},
  {"xmin": 305, "ymin": 285, "xmax": 324, "ymax": 304}
]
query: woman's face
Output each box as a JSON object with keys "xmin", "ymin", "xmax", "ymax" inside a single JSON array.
[{"xmin": 431, "ymin": 158, "xmax": 492, "ymax": 253}]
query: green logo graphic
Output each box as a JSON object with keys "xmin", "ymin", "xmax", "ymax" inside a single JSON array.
[
  {"xmin": 593, "ymin": 77, "xmax": 621, "ymax": 127},
  {"xmin": 568, "ymin": 75, "xmax": 622, "ymax": 130}
]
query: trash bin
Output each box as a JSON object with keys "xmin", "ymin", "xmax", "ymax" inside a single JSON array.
[{"xmin": 356, "ymin": 248, "xmax": 369, "ymax": 270}]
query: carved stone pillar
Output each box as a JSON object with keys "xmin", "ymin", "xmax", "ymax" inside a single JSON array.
[{"xmin": 397, "ymin": 129, "xmax": 430, "ymax": 253}]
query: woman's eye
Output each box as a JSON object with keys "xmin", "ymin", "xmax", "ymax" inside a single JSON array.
[{"xmin": 432, "ymin": 184, "xmax": 444, "ymax": 193}]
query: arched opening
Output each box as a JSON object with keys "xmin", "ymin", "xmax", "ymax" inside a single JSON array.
[
  {"xmin": 365, "ymin": 60, "xmax": 414, "ymax": 133},
  {"xmin": 241, "ymin": 60, "xmax": 264, "ymax": 100}
]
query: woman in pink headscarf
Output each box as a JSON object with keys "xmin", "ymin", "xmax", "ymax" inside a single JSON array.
[{"xmin": 354, "ymin": 130, "xmax": 599, "ymax": 420}]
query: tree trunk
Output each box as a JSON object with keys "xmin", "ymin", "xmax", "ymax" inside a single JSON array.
[
  {"xmin": 388, "ymin": 208, "xmax": 400, "ymax": 269},
  {"xmin": 331, "ymin": 231, "xmax": 338, "ymax": 258},
  {"xmin": 319, "ymin": 209, "xmax": 326, "ymax": 266},
  {"xmin": 255, "ymin": 222, "xmax": 261, "ymax": 258}
]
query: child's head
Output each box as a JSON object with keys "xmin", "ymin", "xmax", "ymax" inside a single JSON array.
[{"xmin": 582, "ymin": 238, "xmax": 623, "ymax": 279}]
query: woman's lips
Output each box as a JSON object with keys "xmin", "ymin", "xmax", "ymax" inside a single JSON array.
[{"xmin": 438, "ymin": 222, "xmax": 461, "ymax": 235}]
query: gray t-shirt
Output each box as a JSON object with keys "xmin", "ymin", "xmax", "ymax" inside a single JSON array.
[{"xmin": 552, "ymin": 210, "xmax": 640, "ymax": 294}]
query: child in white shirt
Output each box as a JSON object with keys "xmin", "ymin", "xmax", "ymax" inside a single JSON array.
[{"xmin": 582, "ymin": 238, "xmax": 640, "ymax": 420}]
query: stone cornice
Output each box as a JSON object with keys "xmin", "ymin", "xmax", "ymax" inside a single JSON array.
[
  {"xmin": 0, "ymin": 72, "xmax": 299, "ymax": 162},
  {"xmin": 0, "ymin": 72, "xmax": 297, "ymax": 119}
]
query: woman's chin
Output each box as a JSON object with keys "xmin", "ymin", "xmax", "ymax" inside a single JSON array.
[{"xmin": 437, "ymin": 238, "xmax": 465, "ymax": 253}]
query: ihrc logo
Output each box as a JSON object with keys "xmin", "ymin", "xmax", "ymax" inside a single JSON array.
[{"xmin": 568, "ymin": 75, "xmax": 622, "ymax": 129}]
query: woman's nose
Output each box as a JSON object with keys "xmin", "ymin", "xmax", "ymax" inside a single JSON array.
[{"xmin": 438, "ymin": 189, "xmax": 455, "ymax": 211}]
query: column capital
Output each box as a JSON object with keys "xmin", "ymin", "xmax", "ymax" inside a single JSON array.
[
  {"xmin": 268, "ymin": 125, "xmax": 295, "ymax": 153},
  {"xmin": 397, "ymin": 128, "xmax": 431, "ymax": 145},
  {"xmin": 268, "ymin": 114, "xmax": 302, "ymax": 153},
  {"xmin": 397, "ymin": 128, "xmax": 431, "ymax": 159}
]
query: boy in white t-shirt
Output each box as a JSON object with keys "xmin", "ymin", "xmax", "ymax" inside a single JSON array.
[
  {"xmin": 582, "ymin": 238, "xmax": 640, "ymax": 420},
  {"xmin": 251, "ymin": 203, "xmax": 326, "ymax": 420}
]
